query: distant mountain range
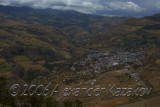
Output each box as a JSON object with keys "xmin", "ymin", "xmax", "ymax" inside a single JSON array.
[{"xmin": 0, "ymin": 5, "xmax": 127, "ymax": 29}]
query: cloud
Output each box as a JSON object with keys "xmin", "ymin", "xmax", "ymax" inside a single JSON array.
[
  {"xmin": 107, "ymin": 1, "xmax": 145, "ymax": 12},
  {"xmin": 156, "ymin": 2, "xmax": 160, "ymax": 9},
  {"xmin": 0, "ymin": 0, "xmax": 105, "ymax": 14},
  {"xmin": 0, "ymin": 0, "xmax": 159, "ymax": 15}
]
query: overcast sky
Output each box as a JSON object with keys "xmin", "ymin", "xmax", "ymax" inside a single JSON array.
[{"xmin": 0, "ymin": 0, "xmax": 160, "ymax": 17}]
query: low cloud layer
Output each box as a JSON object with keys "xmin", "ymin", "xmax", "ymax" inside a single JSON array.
[{"xmin": 0, "ymin": 0, "xmax": 159, "ymax": 16}]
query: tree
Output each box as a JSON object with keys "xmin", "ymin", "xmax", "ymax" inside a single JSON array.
[
  {"xmin": 64, "ymin": 100, "xmax": 73, "ymax": 107},
  {"xmin": 74, "ymin": 100, "xmax": 82, "ymax": 107},
  {"xmin": 45, "ymin": 97, "xmax": 58, "ymax": 107},
  {"xmin": 0, "ymin": 77, "xmax": 17, "ymax": 107},
  {"xmin": 29, "ymin": 95, "xmax": 44, "ymax": 107}
]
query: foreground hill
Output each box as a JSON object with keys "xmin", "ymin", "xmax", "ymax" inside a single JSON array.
[{"xmin": 0, "ymin": 14, "xmax": 72, "ymax": 83}]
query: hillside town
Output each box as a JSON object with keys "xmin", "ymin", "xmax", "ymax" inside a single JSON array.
[{"xmin": 71, "ymin": 50, "xmax": 144, "ymax": 75}]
